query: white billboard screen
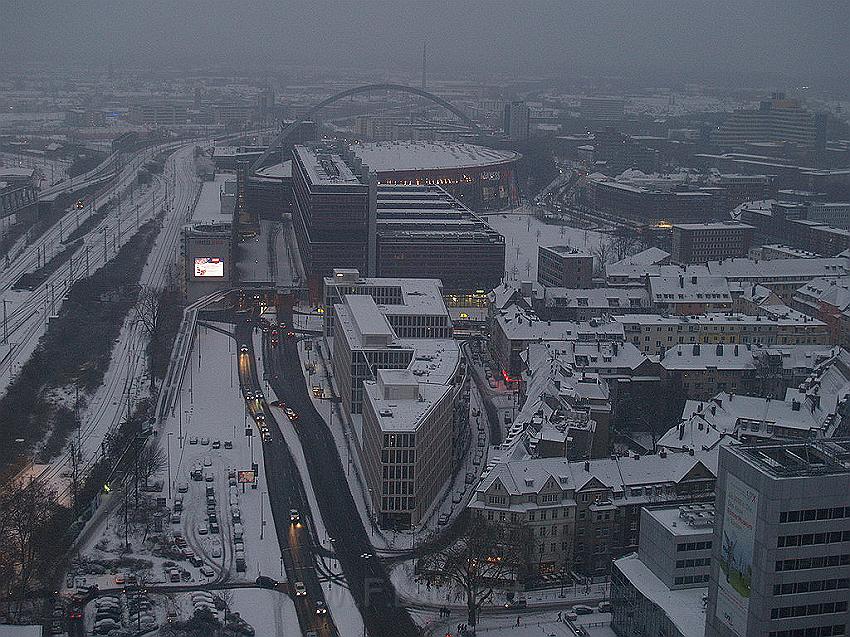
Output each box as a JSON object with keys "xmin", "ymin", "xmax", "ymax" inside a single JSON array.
[{"xmin": 194, "ymin": 257, "xmax": 224, "ymax": 278}]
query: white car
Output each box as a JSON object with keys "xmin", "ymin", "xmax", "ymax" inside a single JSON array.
[{"xmin": 200, "ymin": 566, "xmax": 215, "ymax": 578}]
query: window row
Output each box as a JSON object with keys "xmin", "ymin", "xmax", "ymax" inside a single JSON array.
[
  {"xmin": 676, "ymin": 558, "xmax": 711, "ymax": 569},
  {"xmin": 776, "ymin": 554, "xmax": 850, "ymax": 572},
  {"xmin": 674, "ymin": 574, "xmax": 709, "ymax": 585},
  {"xmin": 777, "ymin": 531, "xmax": 850, "ymax": 548},
  {"xmin": 677, "ymin": 541, "xmax": 713, "ymax": 552},
  {"xmin": 771, "ymin": 601, "xmax": 847, "ymax": 620},
  {"xmin": 773, "ymin": 578, "xmax": 850, "ymax": 596},
  {"xmin": 769, "ymin": 625, "xmax": 845, "ymax": 637},
  {"xmin": 780, "ymin": 508, "xmax": 850, "ymax": 523}
]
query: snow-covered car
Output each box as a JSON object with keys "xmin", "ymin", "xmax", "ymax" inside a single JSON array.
[
  {"xmin": 211, "ymin": 546, "xmax": 222, "ymax": 558},
  {"xmin": 200, "ymin": 566, "xmax": 215, "ymax": 578},
  {"xmin": 294, "ymin": 581, "xmax": 307, "ymax": 596},
  {"xmin": 200, "ymin": 437, "xmax": 210, "ymax": 446},
  {"xmin": 224, "ymin": 440, "xmax": 233, "ymax": 449},
  {"xmin": 189, "ymin": 436, "xmax": 198, "ymax": 445},
  {"xmin": 212, "ymin": 440, "xmax": 220, "ymax": 449},
  {"xmin": 198, "ymin": 526, "xmax": 208, "ymax": 535}
]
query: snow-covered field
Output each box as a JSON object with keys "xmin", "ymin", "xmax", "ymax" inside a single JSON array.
[{"xmin": 481, "ymin": 209, "xmax": 606, "ymax": 281}]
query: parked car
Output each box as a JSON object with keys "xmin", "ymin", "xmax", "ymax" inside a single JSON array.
[
  {"xmin": 256, "ymin": 576, "xmax": 278, "ymax": 589},
  {"xmin": 189, "ymin": 436, "xmax": 198, "ymax": 445},
  {"xmin": 573, "ymin": 604, "xmax": 594, "ymax": 615},
  {"xmin": 598, "ymin": 601, "xmax": 613, "ymax": 613},
  {"xmin": 224, "ymin": 440, "xmax": 233, "ymax": 449},
  {"xmin": 212, "ymin": 440, "xmax": 221, "ymax": 449},
  {"xmin": 200, "ymin": 437, "xmax": 210, "ymax": 445}
]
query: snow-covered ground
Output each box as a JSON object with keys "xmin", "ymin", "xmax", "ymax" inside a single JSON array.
[
  {"xmin": 481, "ymin": 208, "xmax": 606, "ymax": 281},
  {"xmin": 422, "ymin": 608, "xmax": 614, "ymax": 637},
  {"xmin": 66, "ymin": 321, "xmax": 301, "ymax": 634}
]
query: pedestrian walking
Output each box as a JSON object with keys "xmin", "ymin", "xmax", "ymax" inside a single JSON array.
[{"xmin": 516, "ymin": 616, "xmax": 521, "ymax": 626}]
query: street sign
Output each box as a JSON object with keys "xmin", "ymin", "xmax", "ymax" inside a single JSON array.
[
  {"xmin": 237, "ymin": 470, "xmax": 256, "ymax": 484},
  {"xmin": 245, "ymin": 428, "xmax": 253, "ymax": 437}
]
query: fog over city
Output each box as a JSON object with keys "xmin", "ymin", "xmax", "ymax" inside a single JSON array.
[
  {"xmin": 3, "ymin": 0, "xmax": 850, "ymax": 87},
  {"xmin": 1, "ymin": 3, "xmax": 850, "ymax": 637}
]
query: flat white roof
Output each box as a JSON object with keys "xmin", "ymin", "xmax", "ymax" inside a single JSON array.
[
  {"xmin": 351, "ymin": 141, "xmax": 519, "ymax": 173},
  {"xmin": 191, "ymin": 174, "xmax": 233, "ymax": 224},
  {"xmin": 254, "ymin": 160, "xmax": 292, "ymax": 179},
  {"xmin": 294, "ymin": 146, "xmax": 361, "ymax": 186},
  {"xmin": 614, "ymin": 554, "xmax": 707, "ymax": 637}
]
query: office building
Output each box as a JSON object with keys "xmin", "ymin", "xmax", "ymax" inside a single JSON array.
[
  {"xmin": 537, "ymin": 245, "xmax": 594, "ymax": 289},
  {"xmin": 361, "ymin": 368, "xmax": 456, "ymax": 527},
  {"xmin": 672, "ymin": 223, "xmax": 755, "ymax": 264},
  {"xmin": 322, "ymin": 269, "xmax": 451, "ymax": 339},
  {"xmin": 611, "ymin": 504, "xmax": 714, "ymax": 637},
  {"xmin": 580, "ymin": 97, "xmax": 626, "ymax": 121},
  {"xmin": 374, "ymin": 184, "xmax": 505, "ymax": 292},
  {"xmin": 705, "ymin": 440, "xmax": 850, "ymax": 637},
  {"xmin": 332, "ymin": 290, "xmax": 456, "ymax": 415},
  {"xmin": 712, "ymin": 93, "xmax": 819, "ymax": 150},
  {"xmin": 291, "ymin": 143, "xmax": 375, "ymax": 294},
  {"xmin": 503, "ymin": 101, "xmax": 530, "ymax": 141},
  {"xmin": 331, "ymin": 288, "xmax": 461, "ymax": 528}
]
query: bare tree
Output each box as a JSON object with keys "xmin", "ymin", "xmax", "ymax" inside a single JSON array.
[
  {"xmin": 137, "ymin": 444, "xmax": 167, "ymax": 489},
  {"xmin": 610, "ymin": 233, "xmax": 641, "ymax": 263},
  {"xmin": 0, "ymin": 479, "xmax": 66, "ymax": 597},
  {"xmin": 418, "ymin": 516, "xmax": 532, "ymax": 628},
  {"xmin": 592, "ymin": 240, "xmax": 611, "ymax": 275},
  {"xmin": 134, "ymin": 285, "xmax": 164, "ymax": 391}
]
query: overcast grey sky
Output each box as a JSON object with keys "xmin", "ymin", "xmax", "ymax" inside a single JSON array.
[{"xmin": 2, "ymin": 1, "xmax": 848, "ymax": 86}]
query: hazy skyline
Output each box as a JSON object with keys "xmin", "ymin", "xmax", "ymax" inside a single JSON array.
[{"xmin": 2, "ymin": 1, "xmax": 849, "ymax": 89}]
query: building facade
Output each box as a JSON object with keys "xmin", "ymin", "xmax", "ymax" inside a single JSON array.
[
  {"xmin": 537, "ymin": 245, "xmax": 594, "ymax": 289},
  {"xmin": 705, "ymin": 441, "xmax": 850, "ymax": 637},
  {"xmin": 672, "ymin": 223, "xmax": 755, "ymax": 264}
]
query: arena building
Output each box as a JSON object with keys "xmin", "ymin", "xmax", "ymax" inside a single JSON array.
[{"xmin": 349, "ymin": 141, "xmax": 520, "ymax": 211}]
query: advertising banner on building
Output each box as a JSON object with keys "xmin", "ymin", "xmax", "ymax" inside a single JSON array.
[
  {"xmin": 194, "ymin": 257, "xmax": 224, "ymax": 277},
  {"xmin": 715, "ymin": 473, "xmax": 758, "ymax": 636}
]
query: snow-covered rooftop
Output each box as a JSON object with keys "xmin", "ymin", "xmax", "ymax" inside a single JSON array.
[
  {"xmin": 614, "ymin": 554, "xmax": 707, "ymax": 637},
  {"xmin": 351, "ymin": 141, "xmax": 519, "ymax": 173}
]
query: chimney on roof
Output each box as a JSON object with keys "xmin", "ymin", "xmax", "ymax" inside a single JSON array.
[
  {"xmin": 692, "ymin": 276, "xmax": 697, "ymax": 285},
  {"xmin": 584, "ymin": 460, "xmax": 590, "ymax": 472},
  {"xmin": 711, "ymin": 405, "xmax": 716, "ymax": 415}
]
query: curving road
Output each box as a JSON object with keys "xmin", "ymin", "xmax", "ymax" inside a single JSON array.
[{"xmin": 264, "ymin": 309, "xmax": 420, "ymax": 637}]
